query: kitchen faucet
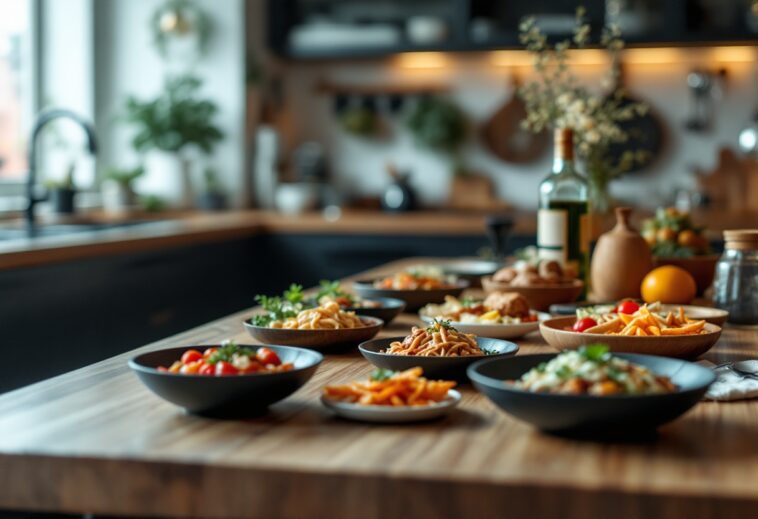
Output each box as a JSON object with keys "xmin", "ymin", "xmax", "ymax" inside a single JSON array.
[{"xmin": 26, "ymin": 109, "xmax": 98, "ymax": 232}]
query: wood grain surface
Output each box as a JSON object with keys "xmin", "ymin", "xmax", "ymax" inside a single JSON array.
[{"xmin": 0, "ymin": 258, "xmax": 757, "ymax": 519}]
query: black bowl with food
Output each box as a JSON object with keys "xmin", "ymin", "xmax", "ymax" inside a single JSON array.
[
  {"xmin": 359, "ymin": 336, "xmax": 518, "ymax": 382},
  {"xmin": 468, "ymin": 350, "xmax": 715, "ymax": 435},
  {"xmin": 344, "ymin": 297, "xmax": 406, "ymax": 324},
  {"xmin": 353, "ymin": 279, "xmax": 469, "ymax": 312},
  {"xmin": 129, "ymin": 344, "xmax": 323, "ymax": 418}
]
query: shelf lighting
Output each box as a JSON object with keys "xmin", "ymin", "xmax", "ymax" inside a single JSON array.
[
  {"xmin": 489, "ymin": 45, "xmax": 757, "ymax": 67},
  {"xmin": 394, "ymin": 52, "xmax": 450, "ymax": 69}
]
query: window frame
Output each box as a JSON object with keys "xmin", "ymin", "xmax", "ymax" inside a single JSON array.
[{"xmin": 0, "ymin": 0, "xmax": 40, "ymax": 200}]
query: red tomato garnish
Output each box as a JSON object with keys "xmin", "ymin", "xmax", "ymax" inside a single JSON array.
[
  {"xmin": 198, "ymin": 363, "xmax": 215, "ymax": 376},
  {"xmin": 203, "ymin": 347, "xmax": 218, "ymax": 359},
  {"xmin": 616, "ymin": 300, "xmax": 640, "ymax": 315},
  {"xmin": 215, "ymin": 361, "xmax": 239, "ymax": 376},
  {"xmin": 181, "ymin": 349, "xmax": 203, "ymax": 364},
  {"xmin": 256, "ymin": 347, "xmax": 281, "ymax": 366},
  {"xmin": 242, "ymin": 362, "xmax": 262, "ymax": 374},
  {"xmin": 572, "ymin": 317, "xmax": 598, "ymax": 333}
]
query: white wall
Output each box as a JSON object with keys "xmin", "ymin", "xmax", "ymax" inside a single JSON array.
[
  {"xmin": 275, "ymin": 48, "xmax": 758, "ymax": 210},
  {"xmin": 93, "ymin": 0, "xmax": 246, "ymax": 206}
]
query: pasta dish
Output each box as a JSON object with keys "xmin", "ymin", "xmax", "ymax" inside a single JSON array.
[
  {"xmin": 384, "ymin": 320, "xmax": 483, "ymax": 357},
  {"xmin": 511, "ymin": 344, "xmax": 677, "ymax": 396},
  {"xmin": 374, "ymin": 266, "xmax": 457, "ymax": 290},
  {"xmin": 421, "ymin": 293, "xmax": 538, "ymax": 325},
  {"xmin": 270, "ymin": 302, "xmax": 366, "ymax": 330},
  {"xmin": 323, "ymin": 368, "xmax": 455, "ymax": 406}
]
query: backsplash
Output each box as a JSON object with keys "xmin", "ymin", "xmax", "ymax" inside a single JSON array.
[{"xmin": 275, "ymin": 48, "xmax": 757, "ymax": 210}]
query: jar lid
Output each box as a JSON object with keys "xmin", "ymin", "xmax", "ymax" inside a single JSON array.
[{"xmin": 724, "ymin": 229, "xmax": 758, "ymax": 249}]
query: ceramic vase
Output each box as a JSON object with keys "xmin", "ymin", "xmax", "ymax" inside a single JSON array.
[{"xmin": 590, "ymin": 207, "xmax": 653, "ymax": 301}]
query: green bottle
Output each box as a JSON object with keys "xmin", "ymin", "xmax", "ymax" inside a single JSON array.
[{"xmin": 537, "ymin": 128, "xmax": 589, "ymax": 290}]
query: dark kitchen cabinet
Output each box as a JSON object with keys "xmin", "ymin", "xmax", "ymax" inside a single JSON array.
[
  {"xmin": 0, "ymin": 231, "xmax": 534, "ymax": 393},
  {"xmin": 264, "ymin": 0, "xmax": 758, "ymax": 60}
]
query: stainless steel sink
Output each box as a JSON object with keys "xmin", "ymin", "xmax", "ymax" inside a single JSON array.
[{"xmin": 0, "ymin": 221, "xmax": 150, "ymax": 241}]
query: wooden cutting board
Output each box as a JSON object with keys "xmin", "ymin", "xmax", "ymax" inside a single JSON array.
[{"xmin": 481, "ymin": 75, "xmax": 548, "ymax": 164}]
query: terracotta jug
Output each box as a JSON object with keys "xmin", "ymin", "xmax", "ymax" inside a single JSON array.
[{"xmin": 591, "ymin": 207, "xmax": 653, "ymax": 301}]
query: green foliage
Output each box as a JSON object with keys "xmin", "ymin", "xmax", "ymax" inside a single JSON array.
[
  {"xmin": 578, "ymin": 343, "xmax": 610, "ymax": 362},
  {"xmin": 426, "ymin": 318, "xmax": 456, "ymax": 334},
  {"xmin": 206, "ymin": 341, "xmax": 252, "ymax": 365},
  {"xmin": 104, "ymin": 165, "xmax": 144, "ymax": 186},
  {"xmin": 252, "ymin": 284, "xmax": 305, "ymax": 327},
  {"xmin": 315, "ymin": 280, "xmax": 354, "ymax": 304},
  {"xmin": 124, "ymin": 75, "xmax": 224, "ymax": 154},
  {"xmin": 369, "ymin": 368, "xmax": 396, "ymax": 382},
  {"xmin": 406, "ymin": 96, "xmax": 466, "ymax": 152}
]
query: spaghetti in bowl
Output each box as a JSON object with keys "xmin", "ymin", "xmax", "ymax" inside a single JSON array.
[{"xmin": 358, "ymin": 321, "xmax": 518, "ymax": 381}]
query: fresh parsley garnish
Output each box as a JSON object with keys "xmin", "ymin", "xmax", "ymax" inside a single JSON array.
[
  {"xmin": 579, "ymin": 343, "xmax": 610, "ymax": 362},
  {"xmin": 206, "ymin": 341, "xmax": 253, "ymax": 365},
  {"xmin": 369, "ymin": 368, "xmax": 396, "ymax": 382},
  {"xmin": 252, "ymin": 284, "xmax": 305, "ymax": 326},
  {"xmin": 315, "ymin": 280, "xmax": 354, "ymax": 304},
  {"xmin": 426, "ymin": 318, "xmax": 456, "ymax": 334},
  {"xmin": 460, "ymin": 297, "xmax": 478, "ymax": 308}
]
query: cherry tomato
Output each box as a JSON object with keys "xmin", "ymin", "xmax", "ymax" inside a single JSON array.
[
  {"xmin": 242, "ymin": 362, "xmax": 262, "ymax": 374},
  {"xmin": 203, "ymin": 347, "xmax": 218, "ymax": 359},
  {"xmin": 215, "ymin": 361, "xmax": 239, "ymax": 376},
  {"xmin": 157, "ymin": 366, "xmax": 169, "ymax": 372},
  {"xmin": 256, "ymin": 347, "xmax": 281, "ymax": 366},
  {"xmin": 572, "ymin": 317, "xmax": 598, "ymax": 333},
  {"xmin": 181, "ymin": 349, "xmax": 203, "ymax": 364},
  {"xmin": 198, "ymin": 363, "xmax": 215, "ymax": 376},
  {"xmin": 180, "ymin": 361, "xmax": 202, "ymax": 375},
  {"xmin": 616, "ymin": 300, "xmax": 640, "ymax": 315}
]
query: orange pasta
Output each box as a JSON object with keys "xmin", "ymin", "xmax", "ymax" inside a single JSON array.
[
  {"xmin": 270, "ymin": 301, "xmax": 365, "ymax": 330},
  {"xmin": 323, "ymin": 368, "xmax": 455, "ymax": 406},
  {"xmin": 385, "ymin": 320, "xmax": 482, "ymax": 357}
]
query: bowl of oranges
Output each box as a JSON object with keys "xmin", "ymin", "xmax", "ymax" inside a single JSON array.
[{"xmin": 642, "ymin": 208, "xmax": 718, "ymax": 296}]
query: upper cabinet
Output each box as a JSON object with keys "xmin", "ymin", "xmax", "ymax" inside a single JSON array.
[{"xmin": 266, "ymin": 0, "xmax": 758, "ymax": 59}]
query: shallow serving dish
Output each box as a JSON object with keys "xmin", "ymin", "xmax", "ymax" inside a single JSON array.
[
  {"xmin": 344, "ymin": 297, "xmax": 406, "ymax": 324},
  {"xmin": 352, "ymin": 279, "xmax": 469, "ymax": 312},
  {"xmin": 539, "ymin": 316, "xmax": 721, "ymax": 359},
  {"xmin": 481, "ymin": 276, "xmax": 584, "ymax": 312},
  {"xmin": 244, "ymin": 316, "xmax": 384, "ymax": 352},
  {"xmin": 321, "ymin": 389, "xmax": 461, "ymax": 423},
  {"xmin": 359, "ymin": 336, "xmax": 518, "ymax": 381},
  {"xmin": 419, "ymin": 312, "xmax": 550, "ymax": 339},
  {"xmin": 129, "ymin": 345, "xmax": 323, "ymax": 418},
  {"xmin": 659, "ymin": 304, "xmax": 729, "ymax": 327},
  {"xmin": 436, "ymin": 259, "xmax": 502, "ymax": 288},
  {"xmin": 468, "ymin": 353, "xmax": 716, "ymax": 434}
]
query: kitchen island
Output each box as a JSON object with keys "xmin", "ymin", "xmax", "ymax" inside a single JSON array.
[{"xmin": 0, "ymin": 258, "xmax": 756, "ymax": 519}]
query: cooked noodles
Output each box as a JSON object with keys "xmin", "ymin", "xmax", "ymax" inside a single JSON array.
[
  {"xmin": 384, "ymin": 320, "xmax": 482, "ymax": 357},
  {"xmin": 270, "ymin": 301, "xmax": 366, "ymax": 330}
]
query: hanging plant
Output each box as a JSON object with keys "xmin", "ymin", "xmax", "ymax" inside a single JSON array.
[
  {"xmin": 405, "ymin": 96, "xmax": 466, "ymax": 152},
  {"xmin": 150, "ymin": 0, "xmax": 212, "ymax": 60}
]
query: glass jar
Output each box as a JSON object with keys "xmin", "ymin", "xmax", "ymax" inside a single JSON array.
[{"xmin": 712, "ymin": 230, "xmax": 758, "ymax": 324}]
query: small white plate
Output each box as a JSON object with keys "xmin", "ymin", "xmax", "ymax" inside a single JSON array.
[
  {"xmin": 419, "ymin": 312, "xmax": 550, "ymax": 339},
  {"xmin": 321, "ymin": 389, "xmax": 461, "ymax": 423},
  {"xmin": 659, "ymin": 304, "xmax": 728, "ymax": 326}
]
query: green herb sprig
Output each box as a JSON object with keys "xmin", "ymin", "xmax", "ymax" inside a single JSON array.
[
  {"xmin": 578, "ymin": 343, "xmax": 610, "ymax": 362},
  {"xmin": 251, "ymin": 284, "xmax": 305, "ymax": 327},
  {"xmin": 314, "ymin": 280, "xmax": 354, "ymax": 304},
  {"xmin": 206, "ymin": 341, "xmax": 253, "ymax": 365},
  {"xmin": 426, "ymin": 318, "xmax": 456, "ymax": 334},
  {"xmin": 369, "ymin": 368, "xmax": 396, "ymax": 382}
]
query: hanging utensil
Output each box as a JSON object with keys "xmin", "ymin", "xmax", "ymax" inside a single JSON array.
[{"xmin": 481, "ymin": 74, "xmax": 548, "ymax": 164}]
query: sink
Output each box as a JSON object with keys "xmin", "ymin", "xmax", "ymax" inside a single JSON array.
[{"xmin": 0, "ymin": 221, "xmax": 151, "ymax": 241}]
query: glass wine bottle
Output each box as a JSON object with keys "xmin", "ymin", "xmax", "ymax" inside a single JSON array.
[{"xmin": 537, "ymin": 128, "xmax": 589, "ymax": 292}]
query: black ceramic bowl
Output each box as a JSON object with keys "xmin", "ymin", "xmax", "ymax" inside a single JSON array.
[
  {"xmin": 129, "ymin": 345, "xmax": 323, "ymax": 418},
  {"xmin": 345, "ymin": 297, "xmax": 406, "ymax": 324},
  {"xmin": 352, "ymin": 279, "xmax": 469, "ymax": 312},
  {"xmin": 359, "ymin": 337, "xmax": 518, "ymax": 381},
  {"xmin": 468, "ymin": 354, "xmax": 716, "ymax": 435},
  {"xmin": 244, "ymin": 316, "xmax": 383, "ymax": 353}
]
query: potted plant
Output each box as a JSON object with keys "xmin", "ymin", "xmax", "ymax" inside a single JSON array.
[
  {"xmin": 102, "ymin": 165, "xmax": 144, "ymax": 214},
  {"xmin": 44, "ymin": 163, "xmax": 77, "ymax": 214},
  {"xmin": 196, "ymin": 167, "xmax": 227, "ymax": 210},
  {"xmin": 124, "ymin": 74, "xmax": 223, "ymax": 207}
]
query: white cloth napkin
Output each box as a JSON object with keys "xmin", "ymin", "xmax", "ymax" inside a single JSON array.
[{"xmin": 697, "ymin": 360, "xmax": 758, "ymax": 401}]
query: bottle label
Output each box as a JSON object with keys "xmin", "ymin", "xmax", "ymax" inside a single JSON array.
[{"xmin": 537, "ymin": 209, "xmax": 567, "ymax": 264}]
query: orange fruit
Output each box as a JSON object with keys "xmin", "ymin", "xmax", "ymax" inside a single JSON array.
[
  {"xmin": 656, "ymin": 227, "xmax": 677, "ymax": 242},
  {"xmin": 677, "ymin": 229, "xmax": 700, "ymax": 249},
  {"xmin": 640, "ymin": 266, "xmax": 697, "ymax": 304}
]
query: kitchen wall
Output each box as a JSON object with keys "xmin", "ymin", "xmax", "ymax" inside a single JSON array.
[
  {"xmin": 259, "ymin": 40, "xmax": 757, "ymax": 209},
  {"xmin": 93, "ymin": 0, "xmax": 246, "ymax": 206}
]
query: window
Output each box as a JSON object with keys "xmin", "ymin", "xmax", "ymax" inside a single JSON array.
[{"xmin": 0, "ymin": 0, "xmax": 34, "ymax": 181}]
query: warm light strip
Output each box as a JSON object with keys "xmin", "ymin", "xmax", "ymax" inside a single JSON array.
[
  {"xmin": 394, "ymin": 52, "xmax": 450, "ymax": 69},
  {"xmin": 489, "ymin": 46, "xmax": 757, "ymax": 67}
]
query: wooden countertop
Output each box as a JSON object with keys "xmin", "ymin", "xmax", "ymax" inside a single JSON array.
[
  {"xmin": 0, "ymin": 258, "xmax": 756, "ymax": 518},
  {"xmin": 0, "ymin": 209, "xmax": 512, "ymax": 270},
  {"xmin": 1, "ymin": 208, "xmax": 755, "ymax": 271}
]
